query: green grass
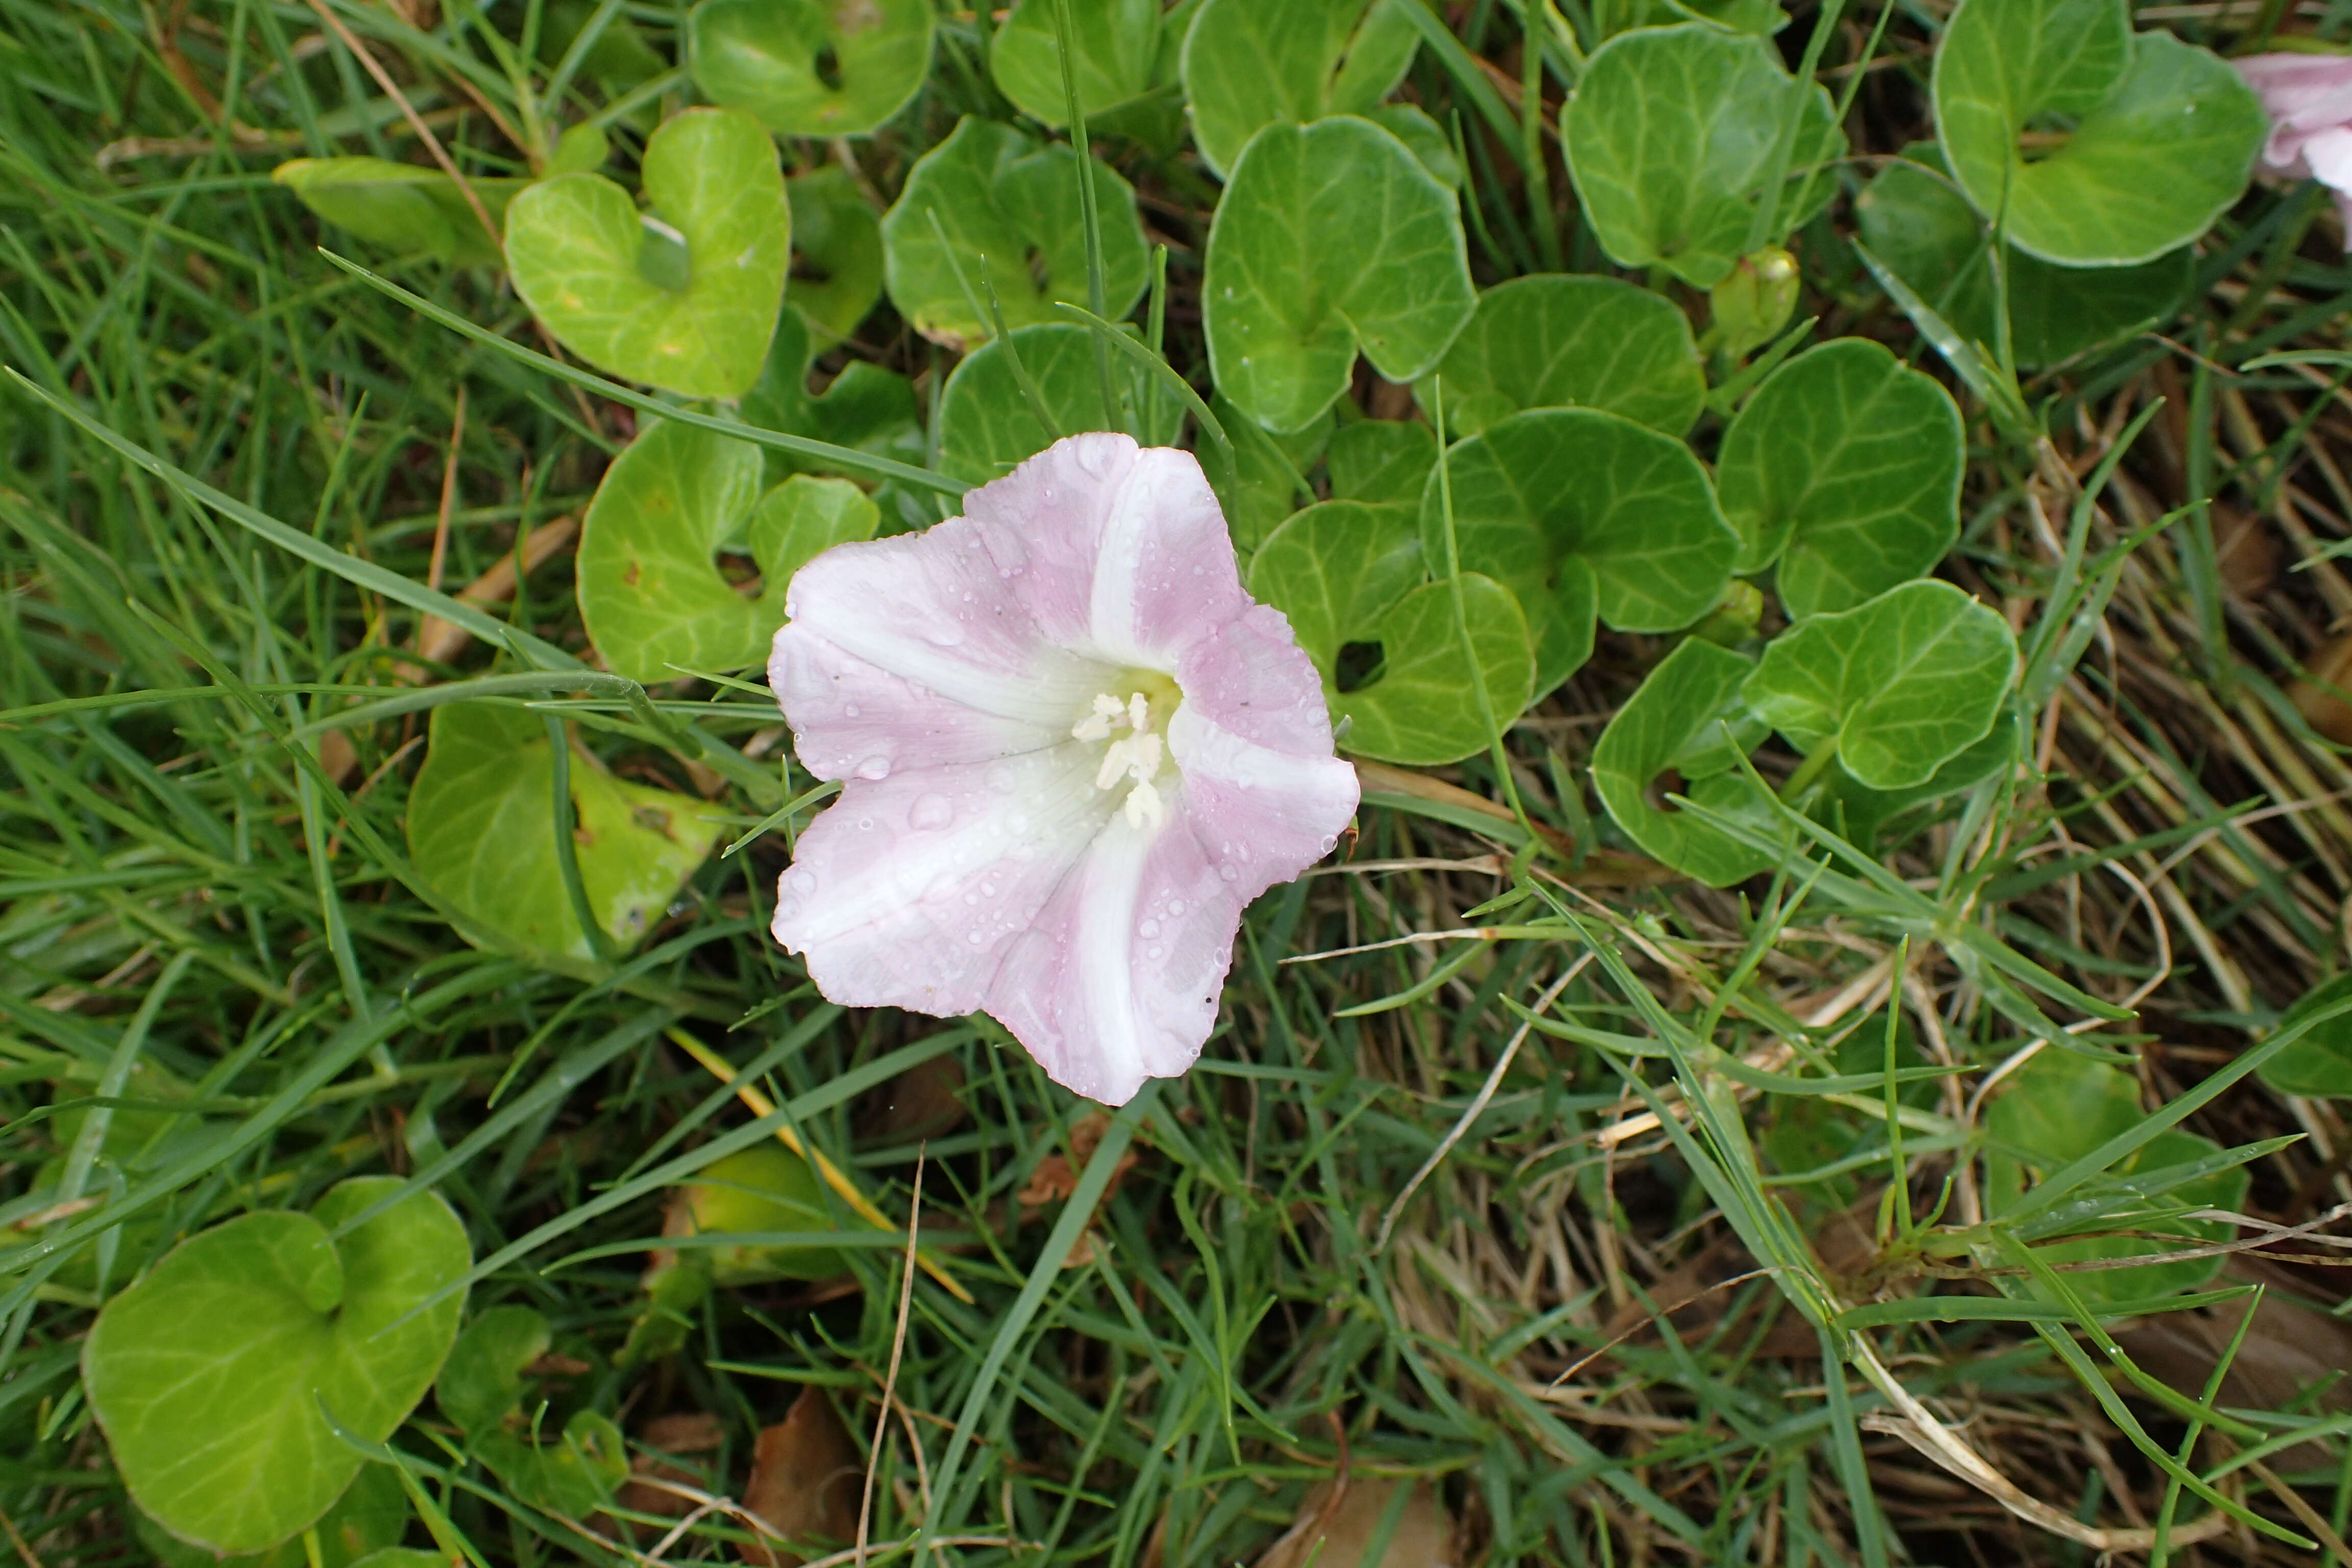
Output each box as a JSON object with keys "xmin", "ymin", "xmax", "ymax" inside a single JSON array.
[{"xmin": 3, "ymin": 3, "xmax": 2351, "ymax": 1565}]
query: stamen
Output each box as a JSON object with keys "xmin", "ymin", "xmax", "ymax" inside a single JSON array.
[{"xmin": 1073, "ymin": 684, "xmax": 1176, "ymax": 828}]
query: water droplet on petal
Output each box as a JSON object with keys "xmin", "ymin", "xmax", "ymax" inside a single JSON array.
[
  {"xmin": 787, "ymin": 868, "xmax": 819, "ymax": 895},
  {"xmin": 909, "ymin": 793, "xmax": 953, "ymax": 830},
  {"xmin": 967, "ymin": 930, "xmax": 984, "ymax": 945},
  {"xmin": 1147, "ymin": 944, "xmax": 1165, "ymax": 960},
  {"xmin": 844, "ymin": 702, "xmax": 862, "ymax": 718},
  {"xmin": 858, "ymin": 817, "xmax": 875, "ymax": 830},
  {"xmin": 1218, "ymin": 864, "xmax": 1240, "ymax": 883},
  {"xmin": 1167, "ymin": 899, "xmax": 1185, "ymax": 917},
  {"xmin": 1139, "ymin": 918, "xmax": 1160, "ymax": 938},
  {"xmin": 1319, "ymin": 835, "xmax": 1338, "ymax": 852},
  {"xmin": 855, "ymin": 755, "xmax": 892, "ymax": 780}
]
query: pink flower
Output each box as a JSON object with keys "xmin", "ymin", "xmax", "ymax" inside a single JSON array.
[
  {"xmin": 2237, "ymin": 53, "xmax": 2352, "ymax": 247},
  {"xmin": 766, "ymin": 433, "xmax": 1361, "ymax": 1105}
]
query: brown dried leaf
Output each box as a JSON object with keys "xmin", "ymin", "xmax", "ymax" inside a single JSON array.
[
  {"xmin": 1255, "ymin": 1479, "xmax": 1454, "ymax": 1568},
  {"xmin": 1017, "ymin": 1110, "xmax": 1136, "ymax": 1213},
  {"xmin": 861, "ymin": 1055, "xmax": 968, "ymax": 1143},
  {"xmin": 740, "ymin": 1385, "xmax": 863, "ymax": 1568}
]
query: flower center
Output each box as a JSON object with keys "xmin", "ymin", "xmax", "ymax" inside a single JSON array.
[{"xmin": 1070, "ymin": 670, "xmax": 1182, "ymax": 829}]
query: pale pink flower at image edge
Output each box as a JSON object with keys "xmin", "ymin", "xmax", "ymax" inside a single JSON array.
[
  {"xmin": 2236, "ymin": 53, "xmax": 2352, "ymax": 247},
  {"xmin": 765, "ymin": 433, "xmax": 1361, "ymax": 1106}
]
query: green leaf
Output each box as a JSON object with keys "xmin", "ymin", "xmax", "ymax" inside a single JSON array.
[
  {"xmin": 1561, "ymin": 23, "xmax": 1845, "ymax": 287},
  {"xmin": 2260, "ymin": 973, "xmax": 2352, "ymax": 1098},
  {"xmin": 1854, "ymin": 146, "xmax": 2190, "ymax": 368},
  {"xmin": 1179, "ymin": 0, "xmax": 1418, "ymax": 178},
  {"xmin": 2030, "ymin": 1131, "xmax": 2247, "ymax": 1306},
  {"xmin": 578, "ymin": 419, "xmax": 878, "ymax": 682},
  {"xmin": 991, "ymin": 0, "xmax": 1164, "ymax": 126},
  {"xmin": 1326, "ymin": 419, "xmax": 1436, "ymax": 507},
  {"xmin": 137, "ymin": 1465, "xmax": 409, "ymax": 1568},
  {"xmin": 1987, "ymin": 1047, "xmax": 2143, "ymax": 1166},
  {"xmin": 1816, "ymin": 721, "xmax": 2015, "ymax": 846},
  {"xmin": 1716, "ymin": 338, "xmax": 1964, "ymax": 617},
  {"xmin": 271, "ymin": 158, "xmax": 523, "ymax": 267},
  {"xmin": 1213, "ymin": 392, "xmax": 1329, "ymax": 550},
  {"xmin": 437, "ymin": 1306, "xmax": 628, "ymax": 1516},
  {"xmin": 1591, "ymin": 638, "xmax": 1781, "ymax": 887},
  {"xmin": 879, "ymin": 116, "xmax": 1149, "ymax": 349},
  {"xmin": 1248, "ymin": 501, "xmax": 1534, "ymax": 765},
  {"xmin": 1743, "ymin": 579, "xmax": 2019, "ymax": 790},
  {"xmin": 666, "ymin": 1142, "xmax": 859, "ymax": 1283},
  {"xmin": 1931, "ymin": 0, "xmax": 2264, "ymax": 265},
  {"xmin": 1366, "ymin": 103, "xmax": 1463, "ymax": 189},
  {"xmin": 786, "ymin": 166, "xmax": 886, "ymax": 341},
  {"xmin": 83, "ymin": 1179, "xmax": 469, "ymax": 1557},
  {"xmin": 687, "ymin": 0, "xmax": 935, "ymax": 137},
  {"xmin": 743, "ymin": 305, "xmax": 924, "ymax": 481},
  {"xmin": 505, "ymin": 108, "xmax": 789, "ymax": 398},
  {"xmin": 937, "ymin": 322, "xmax": 1182, "ymax": 486},
  {"xmin": 1428, "ymin": 407, "xmax": 1738, "ymax": 693},
  {"xmin": 1414, "ymin": 275, "xmax": 1706, "ymax": 439},
  {"xmin": 437, "ymin": 1304, "xmax": 551, "ymax": 1439},
  {"xmin": 1203, "ymin": 116, "xmax": 1475, "ymax": 434},
  {"xmin": 406, "ymin": 704, "xmax": 724, "ymax": 961}
]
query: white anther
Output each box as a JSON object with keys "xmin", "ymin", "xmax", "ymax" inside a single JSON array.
[{"xmin": 1123, "ymin": 776, "xmax": 1165, "ymax": 829}]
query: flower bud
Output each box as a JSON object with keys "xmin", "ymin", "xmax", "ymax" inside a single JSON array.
[{"xmin": 1709, "ymin": 248, "xmax": 1800, "ymax": 362}]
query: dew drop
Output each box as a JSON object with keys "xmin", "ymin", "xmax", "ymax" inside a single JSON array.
[
  {"xmin": 981, "ymin": 880, "xmax": 998, "ymax": 897},
  {"xmin": 1147, "ymin": 944, "xmax": 1165, "ymax": 960},
  {"xmin": 844, "ymin": 702, "xmax": 862, "ymax": 718},
  {"xmin": 854, "ymin": 755, "xmax": 892, "ymax": 780},
  {"xmin": 1139, "ymin": 918, "xmax": 1161, "ymax": 938},
  {"xmin": 966, "ymin": 930, "xmax": 984, "ymax": 945},
  {"xmin": 775, "ymin": 897, "xmax": 802, "ymax": 920},
  {"xmin": 787, "ymin": 868, "xmax": 819, "ymax": 895},
  {"xmin": 1319, "ymin": 835, "xmax": 1338, "ymax": 852},
  {"xmin": 858, "ymin": 817, "xmax": 876, "ymax": 830},
  {"xmin": 1218, "ymin": 864, "xmax": 1240, "ymax": 883},
  {"xmin": 909, "ymin": 793, "xmax": 954, "ymax": 830},
  {"xmin": 1167, "ymin": 899, "xmax": 1185, "ymax": 916}
]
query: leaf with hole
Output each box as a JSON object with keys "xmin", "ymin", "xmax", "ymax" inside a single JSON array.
[
  {"xmin": 83, "ymin": 1179, "xmax": 468, "ymax": 1556},
  {"xmin": 1855, "ymin": 146, "xmax": 2190, "ymax": 367},
  {"xmin": 578, "ymin": 419, "xmax": 879, "ymax": 682},
  {"xmin": 1426, "ymin": 407, "xmax": 1738, "ymax": 693},
  {"xmin": 505, "ymin": 108, "xmax": 789, "ymax": 398},
  {"xmin": 272, "ymin": 159, "xmax": 523, "ymax": 267},
  {"xmin": 1743, "ymin": 579, "xmax": 2018, "ymax": 790},
  {"xmin": 879, "ymin": 116, "xmax": 1149, "ymax": 349},
  {"xmin": 1204, "ymin": 116, "xmax": 1475, "ymax": 434},
  {"xmin": 1248, "ymin": 501, "xmax": 1534, "ymax": 765},
  {"xmin": 406, "ymin": 703, "xmax": 724, "ymax": 962},
  {"xmin": 2259, "ymin": 972, "xmax": 2352, "ymax": 1098},
  {"xmin": 1561, "ymin": 23, "xmax": 1845, "ymax": 288},
  {"xmin": 743, "ymin": 304, "xmax": 924, "ymax": 482},
  {"xmin": 687, "ymin": 0, "xmax": 934, "ymax": 137},
  {"xmin": 1179, "ymin": 0, "xmax": 1420, "ymax": 178},
  {"xmin": 1591, "ymin": 638, "xmax": 1781, "ymax": 887},
  {"xmin": 1414, "ymin": 275, "xmax": 1706, "ymax": 438},
  {"xmin": 936, "ymin": 322, "xmax": 1182, "ymax": 486},
  {"xmin": 1930, "ymin": 0, "xmax": 2263, "ymax": 265},
  {"xmin": 786, "ymin": 166, "xmax": 886, "ymax": 341},
  {"xmin": 1716, "ymin": 338, "xmax": 1964, "ymax": 617}
]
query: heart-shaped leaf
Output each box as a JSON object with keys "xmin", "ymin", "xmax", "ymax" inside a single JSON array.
[
  {"xmin": 1931, "ymin": 0, "xmax": 2263, "ymax": 265},
  {"xmin": 1248, "ymin": 501, "xmax": 1534, "ymax": 765},
  {"xmin": 1562, "ymin": 23, "xmax": 1845, "ymax": 288},
  {"xmin": 1203, "ymin": 115, "xmax": 1475, "ymax": 434},
  {"xmin": 1179, "ymin": 0, "xmax": 1419, "ymax": 178},
  {"xmin": 84, "ymin": 1179, "xmax": 469, "ymax": 1556},
  {"xmin": 138, "ymin": 1463, "xmax": 409, "ymax": 1568},
  {"xmin": 1855, "ymin": 146, "xmax": 2190, "ymax": 368},
  {"xmin": 406, "ymin": 703, "xmax": 724, "ymax": 961},
  {"xmin": 992, "ymin": 0, "xmax": 1166, "ymax": 126},
  {"xmin": 1716, "ymin": 338, "xmax": 1964, "ymax": 618},
  {"xmin": 1427, "ymin": 407, "xmax": 1738, "ymax": 693},
  {"xmin": 437, "ymin": 1306, "xmax": 628, "ymax": 1517},
  {"xmin": 1743, "ymin": 579, "xmax": 2018, "ymax": 790},
  {"xmin": 1325, "ymin": 418, "xmax": 1436, "ymax": 507},
  {"xmin": 936, "ymin": 322, "xmax": 1183, "ymax": 486},
  {"xmin": 667, "ymin": 1143, "xmax": 859, "ymax": 1284},
  {"xmin": 1986, "ymin": 1046, "xmax": 2143, "ymax": 1167},
  {"xmin": 2259, "ymin": 973, "xmax": 2352, "ymax": 1099},
  {"xmin": 787, "ymin": 166, "xmax": 886, "ymax": 341},
  {"xmin": 744, "ymin": 305, "xmax": 924, "ymax": 481},
  {"xmin": 506, "ymin": 108, "xmax": 789, "ymax": 398},
  {"xmin": 879, "ymin": 116, "xmax": 1149, "ymax": 350},
  {"xmin": 1414, "ymin": 275, "xmax": 1707, "ymax": 438},
  {"xmin": 1591, "ymin": 637, "xmax": 1781, "ymax": 887},
  {"xmin": 272, "ymin": 158, "xmax": 523, "ymax": 266},
  {"xmin": 1816, "ymin": 722, "xmax": 2014, "ymax": 847},
  {"xmin": 578, "ymin": 419, "xmax": 880, "ymax": 681},
  {"xmin": 687, "ymin": 0, "xmax": 935, "ymax": 137}
]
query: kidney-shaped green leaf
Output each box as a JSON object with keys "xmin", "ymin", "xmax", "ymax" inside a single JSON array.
[
  {"xmin": 936, "ymin": 322, "xmax": 1184, "ymax": 486},
  {"xmin": 1855, "ymin": 147, "xmax": 2190, "ymax": 369},
  {"xmin": 1204, "ymin": 116, "xmax": 1474, "ymax": 434},
  {"xmin": 1931, "ymin": 0, "xmax": 2263, "ymax": 265},
  {"xmin": 786, "ymin": 166, "xmax": 886, "ymax": 341},
  {"xmin": 137, "ymin": 1463, "xmax": 410, "ymax": 1568},
  {"xmin": 84, "ymin": 1179, "xmax": 469, "ymax": 1556},
  {"xmin": 578, "ymin": 419, "xmax": 879, "ymax": 681},
  {"xmin": 1591, "ymin": 637, "xmax": 1782, "ymax": 887},
  {"xmin": 1248, "ymin": 501, "xmax": 1535, "ymax": 765},
  {"xmin": 1180, "ymin": 0, "xmax": 1419, "ymax": 178},
  {"xmin": 2260, "ymin": 972, "xmax": 2352, "ymax": 1099},
  {"xmin": 1326, "ymin": 418, "xmax": 1437, "ymax": 507},
  {"xmin": 1414, "ymin": 275, "xmax": 1706, "ymax": 438},
  {"xmin": 1743, "ymin": 579, "xmax": 2018, "ymax": 790},
  {"xmin": 506, "ymin": 108, "xmax": 789, "ymax": 398},
  {"xmin": 992, "ymin": 0, "xmax": 1165, "ymax": 125},
  {"xmin": 688, "ymin": 0, "xmax": 934, "ymax": 137},
  {"xmin": 272, "ymin": 158, "xmax": 523, "ymax": 267},
  {"xmin": 406, "ymin": 704, "xmax": 724, "ymax": 961},
  {"xmin": 880, "ymin": 116, "xmax": 1149, "ymax": 349},
  {"xmin": 1717, "ymin": 338, "xmax": 1964, "ymax": 618},
  {"xmin": 1562, "ymin": 23, "xmax": 1845, "ymax": 288},
  {"xmin": 1428, "ymin": 407, "xmax": 1738, "ymax": 693}
]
